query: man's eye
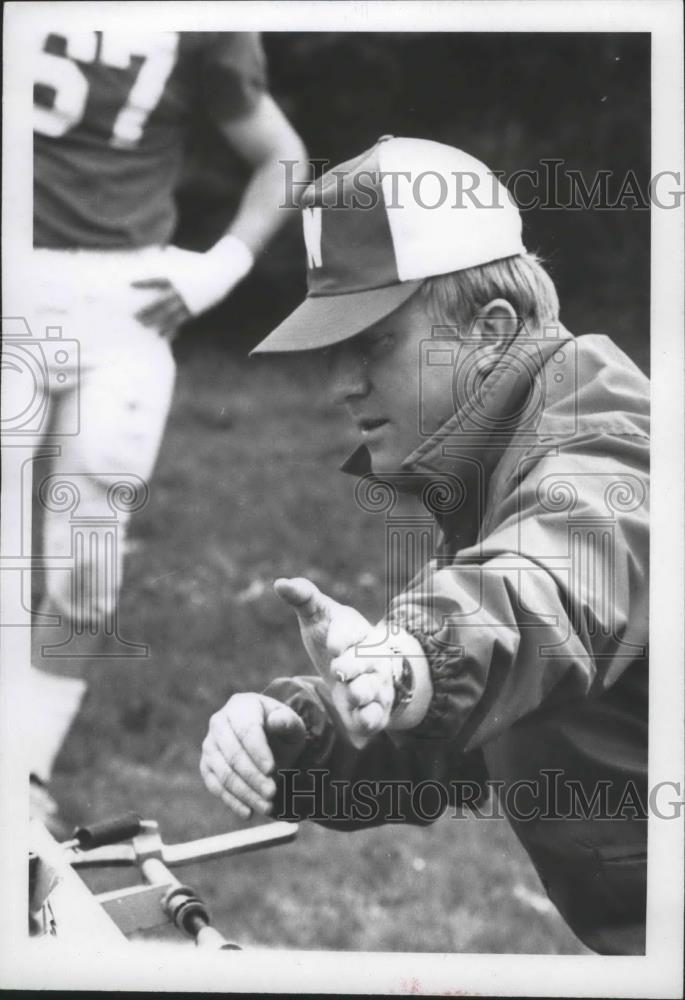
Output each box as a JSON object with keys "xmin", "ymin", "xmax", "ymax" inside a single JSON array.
[{"xmin": 365, "ymin": 332, "xmax": 394, "ymax": 355}]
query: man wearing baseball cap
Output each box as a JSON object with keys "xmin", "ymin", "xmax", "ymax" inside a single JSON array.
[{"xmin": 201, "ymin": 137, "xmax": 650, "ymax": 954}]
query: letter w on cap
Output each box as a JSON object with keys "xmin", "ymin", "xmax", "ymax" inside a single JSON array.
[{"xmin": 303, "ymin": 207, "xmax": 323, "ymax": 269}]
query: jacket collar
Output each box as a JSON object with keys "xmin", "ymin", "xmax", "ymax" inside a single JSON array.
[{"xmin": 342, "ymin": 326, "xmax": 575, "ymax": 545}]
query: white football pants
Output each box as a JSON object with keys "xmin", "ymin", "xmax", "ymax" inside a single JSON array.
[{"xmin": 25, "ymin": 248, "xmax": 177, "ymax": 781}]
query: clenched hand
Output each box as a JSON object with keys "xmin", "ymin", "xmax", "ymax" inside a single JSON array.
[{"xmin": 200, "ymin": 693, "xmax": 306, "ymax": 820}]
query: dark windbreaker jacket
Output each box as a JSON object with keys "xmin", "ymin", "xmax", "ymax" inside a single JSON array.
[{"xmin": 266, "ymin": 328, "xmax": 650, "ymax": 955}]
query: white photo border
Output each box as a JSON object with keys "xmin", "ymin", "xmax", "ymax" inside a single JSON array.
[{"xmin": 1, "ymin": 1, "xmax": 683, "ymax": 996}]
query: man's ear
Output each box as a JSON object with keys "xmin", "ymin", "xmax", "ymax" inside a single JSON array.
[{"xmin": 471, "ymin": 299, "xmax": 520, "ymax": 352}]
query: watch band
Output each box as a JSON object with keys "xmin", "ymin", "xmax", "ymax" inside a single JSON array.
[{"xmin": 388, "ymin": 646, "xmax": 415, "ymax": 713}]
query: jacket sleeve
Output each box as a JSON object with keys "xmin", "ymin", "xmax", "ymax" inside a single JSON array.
[
  {"xmin": 386, "ymin": 431, "xmax": 649, "ymax": 752},
  {"xmin": 263, "ymin": 674, "xmax": 489, "ymax": 830}
]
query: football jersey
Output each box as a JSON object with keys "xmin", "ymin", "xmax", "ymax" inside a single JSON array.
[{"xmin": 33, "ymin": 31, "xmax": 267, "ymax": 249}]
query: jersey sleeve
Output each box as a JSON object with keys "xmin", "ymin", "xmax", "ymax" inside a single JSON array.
[{"xmin": 199, "ymin": 32, "xmax": 268, "ymax": 124}]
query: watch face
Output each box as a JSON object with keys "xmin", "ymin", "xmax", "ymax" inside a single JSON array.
[{"xmin": 392, "ymin": 656, "xmax": 415, "ymax": 710}]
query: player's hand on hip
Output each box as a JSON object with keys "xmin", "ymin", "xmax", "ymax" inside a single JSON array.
[
  {"xmin": 274, "ymin": 577, "xmax": 372, "ymax": 678},
  {"xmin": 132, "ymin": 277, "xmax": 191, "ymax": 339},
  {"xmin": 135, "ymin": 237, "xmax": 254, "ymax": 325},
  {"xmin": 201, "ymin": 693, "xmax": 306, "ymax": 820}
]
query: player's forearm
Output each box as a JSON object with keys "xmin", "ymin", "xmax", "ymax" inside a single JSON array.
[
  {"xmin": 226, "ymin": 136, "xmax": 310, "ymax": 257},
  {"xmin": 162, "ymin": 134, "xmax": 308, "ymax": 317}
]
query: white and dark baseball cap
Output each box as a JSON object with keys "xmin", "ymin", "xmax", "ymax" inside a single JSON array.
[{"xmin": 252, "ymin": 136, "xmax": 525, "ymax": 354}]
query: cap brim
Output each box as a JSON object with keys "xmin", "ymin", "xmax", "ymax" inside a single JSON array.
[{"xmin": 250, "ymin": 281, "xmax": 424, "ymax": 354}]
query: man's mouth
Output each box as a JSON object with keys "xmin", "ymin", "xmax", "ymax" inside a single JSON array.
[{"xmin": 358, "ymin": 418, "xmax": 389, "ymax": 437}]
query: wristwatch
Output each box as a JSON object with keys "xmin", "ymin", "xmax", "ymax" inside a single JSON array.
[{"xmin": 388, "ymin": 646, "xmax": 415, "ymax": 713}]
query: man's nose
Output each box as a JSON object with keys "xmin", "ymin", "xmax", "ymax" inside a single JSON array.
[{"xmin": 327, "ymin": 344, "xmax": 371, "ymax": 404}]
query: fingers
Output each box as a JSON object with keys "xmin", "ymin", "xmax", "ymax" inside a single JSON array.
[
  {"xmin": 265, "ymin": 704, "xmax": 307, "ymax": 743},
  {"xmin": 330, "ymin": 656, "xmax": 394, "ymax": 747},
  {"xmin": 201, "ymin": 731, "xmax": 274, "ymax": 818},
  {"xmin": 201, "ymin": 695, "xmax": 278, "ymax": 818},
  {"xmin": 135, "ymin": 298, "xmax": 176, "ymax": 326},
  {"xmin": 330, "ymin": 684, "xmax": 386, "ymax": 750},
  {"xmin": 200, "ymin": 694, "xmax": 309, "ymax": 823},
  {"xmin": 265, "ymin": 705, "xmax": 307, "ymax": 768},
  {"xmin": 345, "ymin": 700, "xmax": 386, "ymax": 739},
  {"xmin": 201, "ymin": 743, "xmax": 273, "ymax": 817},
  {"xmin": 200, "ymin": 758, "xmax": 254, "ymax": 820},
  {"xmin": 330, "ymin": 648, "xmax": 378, "ymax": 686},
  {"xmin": 135, "ymin": 298, "xmax": 188, "ymax": 334},
  {"xmin": 327, "ymin": 606, "xmax": 375, "ymax": 654},
  {"xmin": 344, "ymin": 673, "xmax": 384, "ymax": 709},
  {"xmin": 355, "ymin": 701, "xmax": 386, "ymax": 733},
  {"xmin": 274, "ymin": 577, "xmax": 330, "ymax": 623},
  {"xmin": 133, "ymin": 282, "xmax": 191, "ymax": 336},
  {"xmin": 231, "ymin": 695, "xmax": 278, "ymax": 776}
]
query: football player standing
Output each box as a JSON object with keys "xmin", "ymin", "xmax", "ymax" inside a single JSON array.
[{"xmin": 27, "ymin": 27, "xmax": 308, "ymax": 822}]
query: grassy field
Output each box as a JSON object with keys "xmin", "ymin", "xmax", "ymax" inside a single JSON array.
[{"xmin": 52, "ymin": 341, "xmax": 589, "ymax": 955}]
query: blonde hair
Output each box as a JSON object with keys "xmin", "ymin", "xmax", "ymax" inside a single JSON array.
[{"xmin": 418, "ymin": 252, "xmax": 560, "ymax": 335}]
